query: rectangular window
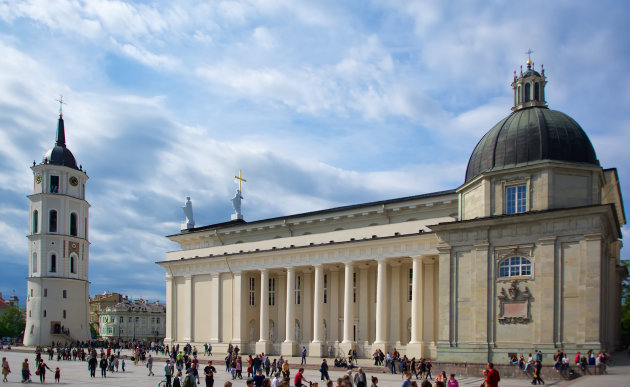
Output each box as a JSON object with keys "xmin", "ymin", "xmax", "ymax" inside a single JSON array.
[
  {"xmin": 268, "ymin": 278, "xmax": 276, "ymax": 306},
  {"xmin": 353, "ymin": 272, "xmax": 357, "ymax": 303},
  {"xmin": 49, "ymin": 210, "xmax": 57, "ymax": 233},
  {"xmin": 408, "ymin": 268, "xmax": 413, "ymax": 301},
  {"xmin": 120, "ymin": 317, "xmax": 124, "ymax": 323},
  {"xmin": 111, "ymin": 316, "xmax": 115, "ymax": 323},
  {"xmin": 323, "ymin": 274, "xmax": 328, "ymax": 304},
  {"xmin": 50, "ymin": 254, "xmax": 56, "ymax": 273},
  {"xmin": 50, "ymin": 175, "xmax": 59, "ymax": 193},
  {"xmin": 249, "ymin": 277, "xmax": 256, "ymax": 306},
  {"xmin": 62, "ymin": 290, "xmax": 67, "ymax": 298},
  {"xmin": 156, "ymin": 318, "xmax": 160, "ymax": 324},
  {"xmin": 506, "ymin": 185, "xmax": 527, "ymax": 214},
  {"xmin": 295, "ymin": 275, "xmax": 301, "ymax": 305}
]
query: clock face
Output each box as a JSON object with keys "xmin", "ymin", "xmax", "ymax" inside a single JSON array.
[
  {"xmin": 35, "ymin": 174, "xmax": 42, "ymax": 184},
  {"xmin": 69, "ymin": 176, "xmax": 79, "ymax": 186}
]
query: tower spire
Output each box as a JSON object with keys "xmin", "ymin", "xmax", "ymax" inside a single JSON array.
[{"xmin": 54, "ymin": 95, "xmax": 67, "ymax": 147}]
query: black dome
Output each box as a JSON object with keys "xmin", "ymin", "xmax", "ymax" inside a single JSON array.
[
  {"xmin": 42, "ymin": 116, "xmax": 79, "ymax": 170},
  {"xmin": 465, "ymin": 107, "xmax": 599, "ymax": 183}
]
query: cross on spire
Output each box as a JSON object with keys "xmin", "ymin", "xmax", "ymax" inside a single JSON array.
[
  {"xmin": 234, "ymin": 169, "xmax": 247, "ymax": 192},
  {"xmin": 55, "ymin": 95, "xmax": 67, "ymax": 117},
  {"xmin": 525, "ymin": 48, "xmax": 534, "ymax": 61}
]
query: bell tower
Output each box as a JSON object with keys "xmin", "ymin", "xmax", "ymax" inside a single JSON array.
[{"xmin": 23, "ymin": 107, "xmax": 91, "ymax": 346}]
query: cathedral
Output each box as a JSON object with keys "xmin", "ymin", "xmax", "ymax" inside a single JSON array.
[
  {"xmin": 24, "ymin": 109, "xmax": 91, "ymax": 346},
  {"xmin": 158, "ymin": 60, "xmax": 626, "ymax": 362}
]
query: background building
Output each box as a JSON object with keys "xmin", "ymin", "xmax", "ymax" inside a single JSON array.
[
  {"xmin": 158, "ymin": 61, "xmax": 625, "ymax": 362},
  {"xmin": 24, "ymin": 112, "xmax": 91, "ymax": 346},
  {"xmin": 89, "ymin": 292, "xmax": 123, "ymax": 326},
  {"xmin": 98, "ymin": 297, "xmax": 166, "ymax": 342}
]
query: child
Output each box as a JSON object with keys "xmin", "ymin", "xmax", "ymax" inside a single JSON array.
[
  {"xmin": 121, "ymin": 359, "xmax": 126, "ymax": 372},
  {"xmin": 54, "ymin": 367, "xmax": 60, "ymax": 383}
]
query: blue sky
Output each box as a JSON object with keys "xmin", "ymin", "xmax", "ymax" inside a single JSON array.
[{"xmin": 0, "ymin": 0, "xmax": 629, "ymax": 303}]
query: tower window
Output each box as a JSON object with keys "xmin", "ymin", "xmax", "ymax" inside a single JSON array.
[
  {"xmin": 43, "ymin": 310, "xmax": 47, "ymax": 318},
  {"xmin": 33, "ymin": 210, "xmax": 38, "ymax": 234},
  {"xmin": 62, "ymin": 290, "xmax": 67, "ymax": 298},
  {"xmin": 32, "ymin": 253, "xmax": 38, "ymax": 273},
  {"xmin": 534, "ymin": 82, "xmax": 540, "ymax": 101},
  {"xmin": 49, "ymin": 210, "xmax": 57, "ymax": 233},
  {"xmin": 63, "ymin": 310, "xmax": 66, "ymax": 319},
  {"xmin": 524, "ymin": 83, "xmax": 531, "ymax": 102},
  {"xmin": 70, "ymin": 213, "xmax": 78, "ymax": 236},
  {"xmin": 50, "ymin": 254, "xmax": 57, "ymax": 273},
  {"xmin": 517, "ymin": 85, "xmax": 521, "ymax": 103},
  {"xmin": 506, "ymin": 185, "xmax": 527, "ymax": 214},
  {"xmin": 44, "ymin": 288, "xmax": 47, "ymax": 297},
  {"xmin": 70, "ymin": 257, "xmax": 76, "ymax": 274},
  {"xmin": 50, "ymin": 175, "xmax": 59, "ymax": 193},
  {"xmin": 268, "ymin": 277, "xmax": 276, "ymax": 306}
]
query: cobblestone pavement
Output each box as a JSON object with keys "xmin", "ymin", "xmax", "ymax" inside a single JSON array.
[{"xmin": 0, "ymin": 348, "xmax": 626, "ymax": 387}]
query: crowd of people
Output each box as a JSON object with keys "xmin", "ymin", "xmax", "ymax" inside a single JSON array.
[
  {"xmin": 0, "ymin": 339, "xmax": 623, "ymax": 386},
  {"xmin": 509, "ymin": 348, "xmax": 613, "ymax": 384}
]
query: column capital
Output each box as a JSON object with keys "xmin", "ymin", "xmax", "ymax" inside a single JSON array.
[
  {"xmin": 344, "ymin": 261, "xmax": 354, "ymax": 267},
  {"xmin": 184, "ymin": 275, "xmax": 193, "ymax": 280}
]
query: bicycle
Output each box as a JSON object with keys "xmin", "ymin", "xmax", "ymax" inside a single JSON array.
[{"xmin": 158, "ymin": 379, "xmax": 167, "ymax": 387}]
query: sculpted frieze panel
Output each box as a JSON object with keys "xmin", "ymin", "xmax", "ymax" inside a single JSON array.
[{"xmin": 497, "ymin": 280, "xmax": 532, "ymax": 324}]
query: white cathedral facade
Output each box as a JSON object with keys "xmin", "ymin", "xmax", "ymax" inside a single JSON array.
[
  {"xmin": 158, "ymin": 61, "xmax": 626, "ymax": 362},
  {"xmin": 23, "ymin": 112, "xmax": 91, "ymax": 346}
]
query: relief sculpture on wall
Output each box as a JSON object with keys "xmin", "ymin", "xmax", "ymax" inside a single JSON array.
[{"xmin": 498, "ymin": 280, "xmax": 531, "ymax": 324}]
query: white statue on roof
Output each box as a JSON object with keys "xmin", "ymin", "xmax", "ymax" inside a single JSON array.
[{"xmin": 181, "ymin": 196, "xmax": 195, "ymax": 230}]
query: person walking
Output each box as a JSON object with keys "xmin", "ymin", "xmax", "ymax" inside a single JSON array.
[
  {"xmin": 301, "ymin": 347, "xmax": 307, "ymax": 365},
  {"xmin": 21, "ymin": 358, "xmax": 31, "ymax": 383},
  {"xmin": 147, "ymin": 354, "xmax": 155, "ymax": 376},
  {"xmin": 531, "ymin": 360, "xmax": 544, "ymax": 385},
  {"xmin": 88, "ymin": 355, "xmax": 97, "ymax": 377},
  {"xmin": 37, "ymin": 359, "xmax": 52, "ymax": 383},
  {"xmin": 354, "ymin": 368, "xmax": 367, "ymax": 387},
  {"xmin": 204, "ymin": 361, "xmax": 216, "ymax": 387},
  {"xmin": 100, "ymin": 356, "xmax": 108, "ymax": 377},
  {"xmin": 485, "ymin": 363, "xmax": 500, "ymax": 387},
  {"xmin": 165, "ymin": 360, "xmax": 174, "ymax": 387},
  {"xmin": 2, "ymin": 357, "xmax": 10, "ymax": 382},
  {"xmin": 320, "ymin": 358, "xmax": 330, "ymax": 381}
]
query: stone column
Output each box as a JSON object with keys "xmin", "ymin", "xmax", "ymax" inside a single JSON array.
[
  {"xmin": 340, "ymin": 262, "xmax": 355, "ymax": 355},
  {"xmin": 256, "ymin": 269, "xmax": 272, "ymax": 354},
  {"xmin": 390, "ymin": 263, "xmax": 401, "ymax": 346},
  {"xmin": 408, "ymin": 255, "xmax": 424, "ymax": 357},
  {"xmin": 359, "ymin": 266, "xmax": 369, "ymax": 344},
  {"xmin": 210, "ymin": 273, "xmax": 221, "ymax": 342},
  {"xmin": 232, "ymin": 272, "xmax": 242, "ymax": 345},
  {"xmin": 281, "ymin": 267, "xmax": 296, "ymax": 356},
  {"xmin": 373, "ymin": 259, "xmax": 389, "ymax": 353},
  {"xmin": 329, "ymin": 267, "xmax": 340, "ymax": 351},
  {"xmin": 184, "ymin": 275, "xmax": 193, "ymax": 342},
  {"xmin": 309, "ymin": 264, "xmax": 324, "ymax": 357},
  {"xmin": 165, "ymin": 274, "xmax": 174, "ymax": 345}
]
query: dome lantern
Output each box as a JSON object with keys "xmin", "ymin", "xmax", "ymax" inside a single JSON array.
[{"xmin": 511, "ymin": 58, "xmax": 547, "ymax": 111}]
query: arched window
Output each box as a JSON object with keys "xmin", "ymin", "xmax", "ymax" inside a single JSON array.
[
  {"xmin": 534, "ymin": 82, "xmax": 540, "ymax": 101},
  {"xmin": 63, "ymin": 310, "xmax": 66, "ymax": 319},
  {"xmin": 32, "ymin": 253, "xmax": 37, "ymax": 273},
  {"xmin": 70, "ymin": 213, "xmax": 78, "ymax": 236},
  {"xmin": 49, "ymin": 210, "xmax": 57, "ymax": 233},
  {"xmin": 33, "ymin": 210, "xmax": 38, "ymax": 234},
  {"xmin": 499, "ymin": 256, "xmax": 532, "ymax": 277},
  {"xmin": 70, "ymin": 256, "xmax": 76, "ymax": 274},
  {"xmin": 517, "ymin": 86, "xmax": 521, "ymax": 103},
  {"xmin": 44, "ymin": 288, "xmax": 47, "ymax": 297},
  {"xmin": 524, "ymin": 83, "xmax": 531, "ymax": 102},
  {"xmin": 50, "ymin": 254, "xmax": 57, "ymax": 273}
]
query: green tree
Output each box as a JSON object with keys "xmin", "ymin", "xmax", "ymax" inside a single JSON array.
[
  {"xmin": 89, "ymin": 322, "xmax": 99, "ymax": 339},
  {"xmin": 0, "ymin": 306, "xmax": 25, "ymax": 338}
]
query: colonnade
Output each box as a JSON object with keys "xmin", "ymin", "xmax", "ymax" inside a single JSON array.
[
  {"xmin": 254, "ymin": 255, "xmax": 435, "ymax": 357},
  {"xmin": 165, "ymin": 255, "xmax": 436, "ymax": 358}
]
